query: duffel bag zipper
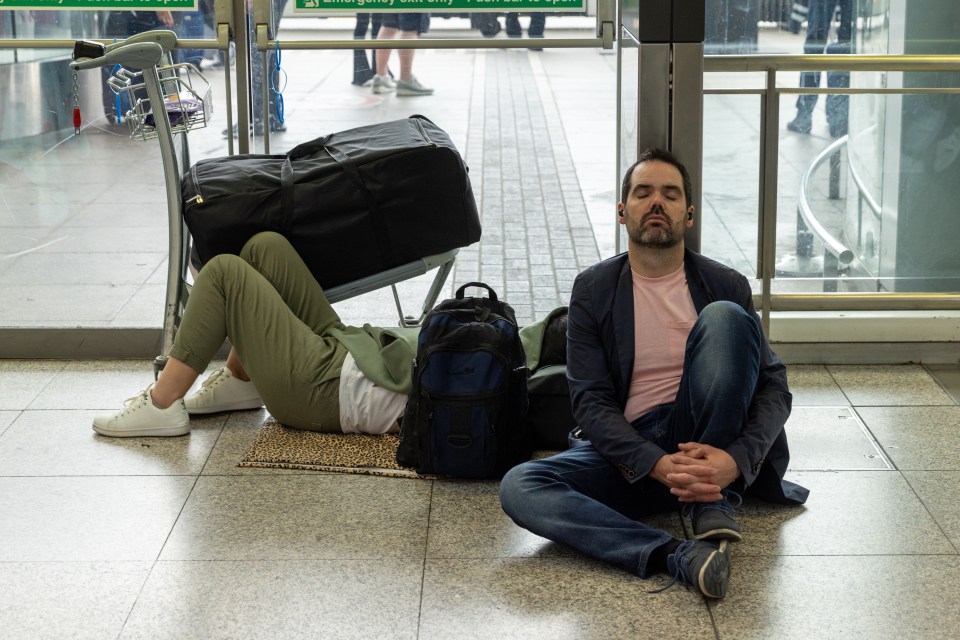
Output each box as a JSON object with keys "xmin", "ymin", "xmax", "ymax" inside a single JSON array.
[{"xmin": 184, "ymin": 164, "xmax": 204, "ymax": 205}]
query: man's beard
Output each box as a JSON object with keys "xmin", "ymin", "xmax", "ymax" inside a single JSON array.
[{"xmin": 628, "ymin": 210, "xmax": 684, "ymax": 248}]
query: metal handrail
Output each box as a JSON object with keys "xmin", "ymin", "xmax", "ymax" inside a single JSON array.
[
  {"xmin": 797, "ymin": 136, "xmax": 854, "ymax": 265},
  {"xmin": 846, "ymin": 149, "xmax": 882, "ymax": 222},
  {"xmin": 704, "ymin": 53, "xmax": 960, "ymax": 72}
]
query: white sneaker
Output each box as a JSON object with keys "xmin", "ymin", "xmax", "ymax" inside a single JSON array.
[
  {"xmin": 371, "ymin": 74, "xmax": 396, "ymax": 94},
  {"xmin": 92, "ymin": 385, "xmax": 190, "ymax": 438},
  {"xmin": 183, "ymin": 367, "xmax": 264, "ymax": 415}
]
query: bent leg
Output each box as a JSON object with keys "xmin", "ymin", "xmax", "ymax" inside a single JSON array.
[
  {"xmin": 500, "ymin": 446, "xmax": 677, "ymax": 577},
  {"xmin": 170, "ymin": 253, "xmax": 345, "ymax": 432},
  {"xmin": 670, "ymin": 301, "xmax": 761, "ymax": 448},
  {"xmin": 239, "ymin": 231, "xmax": 341, "ymax": 335}
]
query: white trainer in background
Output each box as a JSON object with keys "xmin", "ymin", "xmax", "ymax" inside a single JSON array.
[{"xmin": 184, "ymin": 366, "xmax": 264, "ymax": 415}]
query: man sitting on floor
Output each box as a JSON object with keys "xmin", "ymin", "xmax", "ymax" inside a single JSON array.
[{"xmin": 499, "ymin": 148, "xmax": 808, "ymax": 599}]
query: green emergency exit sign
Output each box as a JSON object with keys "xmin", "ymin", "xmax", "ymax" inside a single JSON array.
[
  {"xmin": 295, "ymin": 0, "xmax": 583, "ymax": 12},
  {"xmin": 1, "ymin": 0, "xmax": 196, "ymax": 9}
]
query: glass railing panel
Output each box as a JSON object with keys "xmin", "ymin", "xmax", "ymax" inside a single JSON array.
[
  {"xmin": 0, "ymin": 9, "xmax": 227, "ymax": 328},
  {"xmin": 770, "ymin": 72, "xmax": 960, "ymax": 296},
  {"xmin": 701, "ymin": 92, "xmax": 761, "ymax": 285}
]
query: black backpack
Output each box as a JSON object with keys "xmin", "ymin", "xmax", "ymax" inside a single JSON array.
[{"xmin": 397, "ymin": 282, "xmax": 530, "ymax": 478}]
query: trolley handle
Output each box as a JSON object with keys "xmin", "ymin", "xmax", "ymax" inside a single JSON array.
[{"xmin": 71, "ymin": 41, "xmax": 164, "ymax": 73}]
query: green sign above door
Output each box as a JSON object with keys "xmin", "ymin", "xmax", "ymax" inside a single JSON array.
[
  {"xmin": 2, "ymin": 0, "xmax": 197, "ymax": 10},
  {"xmin": 294, "ymin": 0, "xmax": 583, "ymax": 12}
]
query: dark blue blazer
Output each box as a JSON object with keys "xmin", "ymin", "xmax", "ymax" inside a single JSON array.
[{"xmin": 567, "ymin": 250, "xmax": 808, "ymax": 505}]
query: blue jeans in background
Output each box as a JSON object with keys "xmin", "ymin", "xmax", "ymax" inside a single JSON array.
[{"xmin": 499, "ymin": 301, "xmax": 762, "ymax": 577}]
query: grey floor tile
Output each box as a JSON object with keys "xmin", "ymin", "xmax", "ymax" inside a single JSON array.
[
  {"xmin": 738, "ymin": 470, "xmax": 954, "ymax": 556},
  {"xmin": 857, "ymin": 405, "xmax": 960, "ymax": 471},
  {"xmin": 419, "ymin": 557, "xmax": 715, "ymax": 640},
  {"xmin": 0, "ymin": 284, "xmax": 142, "ymax": 326},
  {"xmin": 200, "ymin": 409, "xmax": 303, "ymax": 476},
  {"xmin": 27, "ymin": 360, "xmax": 159, "ymax": 409},
  {"xmin": 159, "ymin": 475, "xmax": 431, "ymax": 560},
  {"xmin": 925, "ymin": 364, "xmax": 960, "ymax": 404},
  {"xmin": 0, "ymin": 411, "xmax": 19, "ymax": 437},
  {"xmin": 428, "ymin": 480, "xmax": 572, "ymax": 560},
  {"xmin": 0, "ymin": 476, "xmax": 194, "ymax": 561},
  {"xmin": 26, "ymin": 225, "xmax": 167, "ymax": 254},
  {"xmin": 0, "ymin": 561, "xmax": 152, "ymax": 640},
  {"xmin": 108, "ymin": 283, "xmax": 170, "ymax": 327},
  {"xmin": 713, "ymin": 555, "xmax": 960, "ymax": 640},
  {"xmin": 67, "ymin": 197, "xmax": 167, "ymax": 228},
  {"xmin": 0, "ymin": 409, "xmax": 225, "ymax": 476},
  {"xmin": 0, "ymin": 226, "xmax": 57, "ymax": 254},
  {"xmin": 785, "ymin": 406, "xmax": 890, "ymax": 471},
  {"xmin": 427, "ymin": 480, "xmax": 683, "ymax": 560},
  {"xmin": 120, "ymin": 559, "xmax": 423, "ymax": 640},
  {"xmin": 0, "ymin": 360, "xmax": 65, "ymax": 410},
  {"xmin": 787, "ymin": 365, "xmax": 849, "ymax": 405},
  {"xmin": 903, "ymin": 471, "xmax": 960, "ymax": 550},
  {"xmin": 0, "ymin": 252, "xmax": 165, "ymax": 286},
  {"xmin": 827, "ymin": 365, "xmax": 955, "ymax": 406}
]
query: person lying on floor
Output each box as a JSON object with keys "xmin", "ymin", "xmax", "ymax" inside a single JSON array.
[
  {"xmin": 93, "ymin": 231, "xmax": 420, "ymax": 437},
  {"xmin": 93, "ymin": 231, "xmax": 562, "ymax": 438}
]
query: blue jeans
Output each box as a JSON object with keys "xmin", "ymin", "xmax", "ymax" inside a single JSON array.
[{"xmin": 499, "ymin": 301, "xmax": 761, "ymax": 577}]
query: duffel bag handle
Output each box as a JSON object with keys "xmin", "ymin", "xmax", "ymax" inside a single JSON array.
[
  {"xmin": 280, "ymin": 141, "xmax": 397, "ymax": 268},
  {"xmin": 456, "ymin": 282, "xmax": 498, "ymax": 301},
  {"xmin": 286, "ymin": 135, "xmax": 332, "ymax": 161},
  {"xmin": 285, "ymin": 115, "xmax": 433, "ymax": 160}
]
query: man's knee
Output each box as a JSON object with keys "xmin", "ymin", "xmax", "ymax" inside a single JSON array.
[
  {"xmin": 692, "ymin": 301, "xmax": 760, "ymax": 352},
  {"xmin": 499, "ymin": 462, "xmax": 532, "ymax": 518},
  {"xmin": 699, "ymin": 300, "xmax": 749, "ymax": 325},
  {"xmin": 499, "ymin": 459, "xmax": 556, "ymax": 522}
]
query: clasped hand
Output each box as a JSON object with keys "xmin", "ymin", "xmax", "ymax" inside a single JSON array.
[{"xmin": 651, "ymin": 442, "xmax": 740, "ymax": 503}]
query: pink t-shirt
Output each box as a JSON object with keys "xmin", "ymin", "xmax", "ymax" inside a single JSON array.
[{"xmin": 624, "ymin": 263, "xmax": 698, "ymax": 422}]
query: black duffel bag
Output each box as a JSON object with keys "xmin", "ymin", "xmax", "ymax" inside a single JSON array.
[{"xmin": 181, "ymin": 115, "xmax": 481, "ymax": 289}]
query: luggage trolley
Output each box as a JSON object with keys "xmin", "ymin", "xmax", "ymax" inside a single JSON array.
[{"xmin": 71, "ymin": 32, "xmax": 457, "ymax": 377}]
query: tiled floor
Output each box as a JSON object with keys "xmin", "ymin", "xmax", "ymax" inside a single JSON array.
[
  {"xmin": 1, "ymin": 361, "xmax": 960, "ymax": 639},
  {"xmin": 4, "ymin": 15, "xmax": 957, "ymax": 640}
]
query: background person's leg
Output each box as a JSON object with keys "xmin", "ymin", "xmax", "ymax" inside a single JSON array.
[
  {"xmin": 528, "ymin": 13, "xmax": 545, "ymax": 37},
  {"xmin": 790, "ymin": 0, "xmax": 831, "ymax": 132},
  {"xmin": 505, "ymin": 12, "xmax": 522, "ymax": 37}
]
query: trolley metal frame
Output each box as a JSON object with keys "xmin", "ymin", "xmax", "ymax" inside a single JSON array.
[{"xmin": 71, "ymin": 31, "xmax": 457, "ymax": 377}]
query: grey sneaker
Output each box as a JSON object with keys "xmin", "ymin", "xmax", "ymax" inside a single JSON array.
[
  {"xmin": 660, "ymin": 539, "xmax": 731, "ymax": 599},
  {"xmin": 683, "ymin": 491, "xmax": 743, "ymax": 542},
  {"xmin": 396, "ymin": 75, "xmax": 434, "ymax": 97},
  {"xmin": 371, "ymin": 74, "xmax": 396, "ymax": 94}
]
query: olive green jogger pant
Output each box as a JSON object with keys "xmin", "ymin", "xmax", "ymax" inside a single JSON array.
[{"xmin": 169, "ymin": 231, "xmax": 347, "ymax": 432}]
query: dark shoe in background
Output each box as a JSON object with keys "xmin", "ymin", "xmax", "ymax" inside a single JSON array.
[{"xmin": 787, "ymin": 117, "xmax": 812, "ymax": 134}]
